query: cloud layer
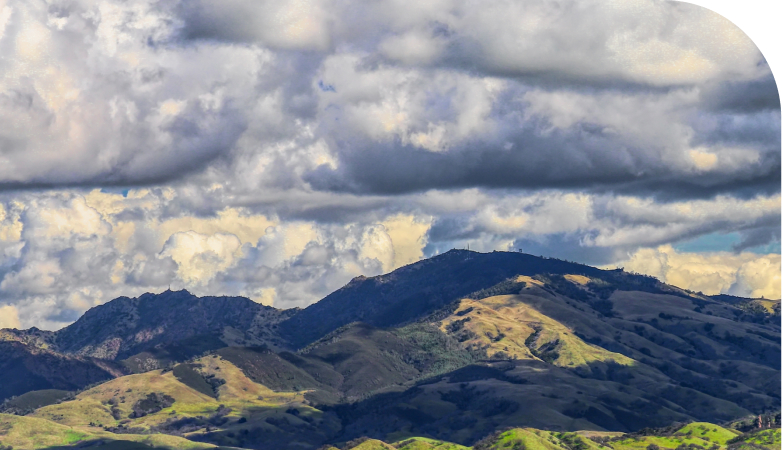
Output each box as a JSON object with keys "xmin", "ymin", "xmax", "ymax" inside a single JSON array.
[
  {"xmin": 0, "ymin": 0, "xmax": 777, "ymax": 194},
  {"xmin": 0, "ymin": 0, "xmax": 778, "ymax": 329},
  {"xmin": 615, "ymin": 245, "xmax": 781, "ymax": 299},
  {"xmin": 0, "ymin": 187, "xmax": 778, "ymax": 330}
]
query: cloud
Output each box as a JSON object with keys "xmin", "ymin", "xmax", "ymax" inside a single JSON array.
[
  {"xmin": 0, "ymin": 187, "xmax": 778, "ymax": 329},
  {"xmin": 161, "ymin": 231, "xmax": 243, "ymax": 285},
  {"xmin": 0, "ymin": 189, "xmax": 431, "ymax": 325},
  {"xmin": 0, "ymin": 0, "xmax": 773, "ymax": 200},
  {"xmin": 382, "ymin": 214, "xmax": 431, "ymax": 268},
  {"xmin": 613, "ymin": 245, "xmax": 780, "ymax": 299},
  {"xmin": 0, "ymin": 304, "xmax": 21, "ymax": 329},
  {"xmin": 0, "ymin": 0, "xmax": 252, "ymax": 188},
  {"xmin": 178, "ymin": 0, "xmax": 332, "ymax": 51},
  {"xmin": 304, "ymin": 73, "xmax": 778, "ymax": 197},
  {"xmin": 0, "ymin": 0, "xmax": 777, "ymax": 329},
  {"xmin": 419, "ymin": 191, "xmax": 779, "ymax": 262}
]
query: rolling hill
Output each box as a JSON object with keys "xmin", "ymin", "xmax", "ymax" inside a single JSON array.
[{"xmin": 0, "ymin": 250, "xmax": 779, "ymax": 450}]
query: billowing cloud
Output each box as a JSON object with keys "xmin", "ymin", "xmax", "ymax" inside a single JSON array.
[
  {"xmin": 0, "ymin": 0, "xmax": 774, "ymax": 197},
  {"xmin": 0, "ymin": 304, "xmax": 21, "ymax": 329},
  {"xmin": 0, "ymin": 0, "xmax": 778, "ymax": 329},
  {"xmin": 0, "ymin": 190, "xmax": 429, "ymax": 326},
  {"xmin": 161, "ymin": 231, "xmax": 243, "ymax": 285},
  {"xmin": 0, "ymin": 187, "xmax": 777, "ymax": 329},
  {"xmin": 614, "ymin": 245, "xmax": 780, "ymax": 299}
]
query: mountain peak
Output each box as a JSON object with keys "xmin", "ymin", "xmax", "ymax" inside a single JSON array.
[{"xmin": 50, "ymin": 290, "xmax": 287, "ymax": 360}]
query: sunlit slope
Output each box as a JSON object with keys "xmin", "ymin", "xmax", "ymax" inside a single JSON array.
[
  {"xmin": 0, "ymin": 414, "xmax": 214, "ymax": 450},
  {"xmin": 322, "ymin": 274, "xmax": 776, "ymax": 445},
  {"xmin": 479, "ymin": 428, "xmax": 603, "ymax": 450},
  {"xmin": 346, "ymin": 439, "xmax": 396, "ymax": 449},
  {"xmin": 32, "ymin": 366, "xmax": 216, "ymax": 428},
  {"xmin": 437, "ymin": 274, "xmax": 778, "ymax": 411},
  {"xmin": 28, "ymin": 355, "xmax": 339, "ymax": 449},
  {"xmin": 439, "ymin": 277, "xmax": 635, "ymax": 368},
  {"xmin": 675, "ymin": 422, "xmax": 741, "ymax": 445},
  {"xmin": 354, "ymin": 421, "xmax": 775, "ymax": 450},
  {"xmin": 731, "ymin": 428, "xmax": 781, "ymax": 449},
  {"xmin": 393, "ymin": 436, "xmax": 470, "ymax": 449},
  {"xmin": 314, "ymin": 423, "xmax": 776, "ymax": 450}
]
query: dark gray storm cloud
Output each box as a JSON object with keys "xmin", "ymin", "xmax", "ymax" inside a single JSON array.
[
  {"xmin": 303, "ymin": 117, "xmax": 780, "ymax": 199},
  {"xmin": 701, "ymin": 75, "xmax": 780, "ymax": 113}
]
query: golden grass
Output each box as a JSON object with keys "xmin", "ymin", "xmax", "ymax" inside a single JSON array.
[
  {"xmin": 440, "ymin": 289, "xmax": 634, "ymax": 369},
  {"xmin": 756, "ymin": 299, "xmax": 780, "ymax": 313},
  {"xmin": 0, "ymin": 412, "xmax": 219, "ymax": 450},
  {"xmin": 0, "ymin": 414, "xmax": 90, "ymax": 449},
  {"xmin": 31, "ymin": 355, "xmax": 306, "ymax": 434},
  {"xmin": 564, "ymin": 275, "xmax": 592, "ymax": 286}
]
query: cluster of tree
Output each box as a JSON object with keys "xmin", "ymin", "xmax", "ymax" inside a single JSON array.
[
  {"xmin": 467, "ymin": 280, "xmax": 527, "ymax": 300},
  {"xmin": 129, "ymin": 392, "xmax": 175, "ymax": 418},
  {"xmin": 729, "ymin": 412, "xmax": 781, "ymax": 433},
  {"xmin": 472, "ymin": 428, "xmax": 517, "ymax": 450},
  {"xmin": 554, "ymin": 432, "xmax": 591, "ymax": 450},
  {"xmin": 105, "ymin": 404, "xmax": 236, "ymax": 437}
]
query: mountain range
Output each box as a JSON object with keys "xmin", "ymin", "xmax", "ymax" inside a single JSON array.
[{"xmin": 0, "ymin": 250, "xmax": 779, "ymax": 450}]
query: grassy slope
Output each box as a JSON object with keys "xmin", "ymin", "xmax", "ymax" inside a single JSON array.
[
  {"xmin": 324, "ymin": 272, "xmax": 777, "ymax": 445},
  {"xmin": 741, "ymin": 428, "xmax": 781, "ymax": 447},
  {"xmin": 348, "ymin": 439, "xmax": 395, "ymax": 449},
  {"xmin": 0, "ymin": 390, "xmax": 71, "ymax": 413},
  {"xmin": 334, "ymin": 423, "xmax": 779, "ymax": 450},
  {"xmin": 5, "ymin": 403, "xmax": 780, "ymax": 450},
  {"xmin": 216, "ymin": 322, "xmax": 477, "ymax": 405},
  {"xmin": 394, "ymin": 436, "xmax": 470, "ymax": 449},
  {"xmin": 439, "ymin": 277, "xmax": 635, "ymax": 368},
  {"xmin": 0, "ymin": 414, "xmax": 213, "ymax": 450},
  {"xmin": 446, "ymin": 276, "xmax": 777, "ymax": 414},
  {"xmin": 676, "ymin": 422, "xmax": 740, "ymax": 445},
  {"xmin": 27, "ymin": 355, "xmax": 340, "ymax": 450},
  {"xmin": 33, "ymin": 354, "xmax": 305, "ymax": 428},
  {"xmin": 32, "ymin": 367, "xmax": 216, "ymax": 428}
]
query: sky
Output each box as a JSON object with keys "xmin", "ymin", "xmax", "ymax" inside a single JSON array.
[{"xmin": 0, "ymin": 0, "xmax": 779, "ymax": 331}]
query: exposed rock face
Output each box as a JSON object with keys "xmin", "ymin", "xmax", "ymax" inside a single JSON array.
[{"xmin": 51, "ymin": 289, "xmax": 294, "ymax": 360}]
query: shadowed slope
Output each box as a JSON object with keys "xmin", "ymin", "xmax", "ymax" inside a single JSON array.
[{"xmin": 0, "ymin": 340, "xmax": 124, "ymax": 403}]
